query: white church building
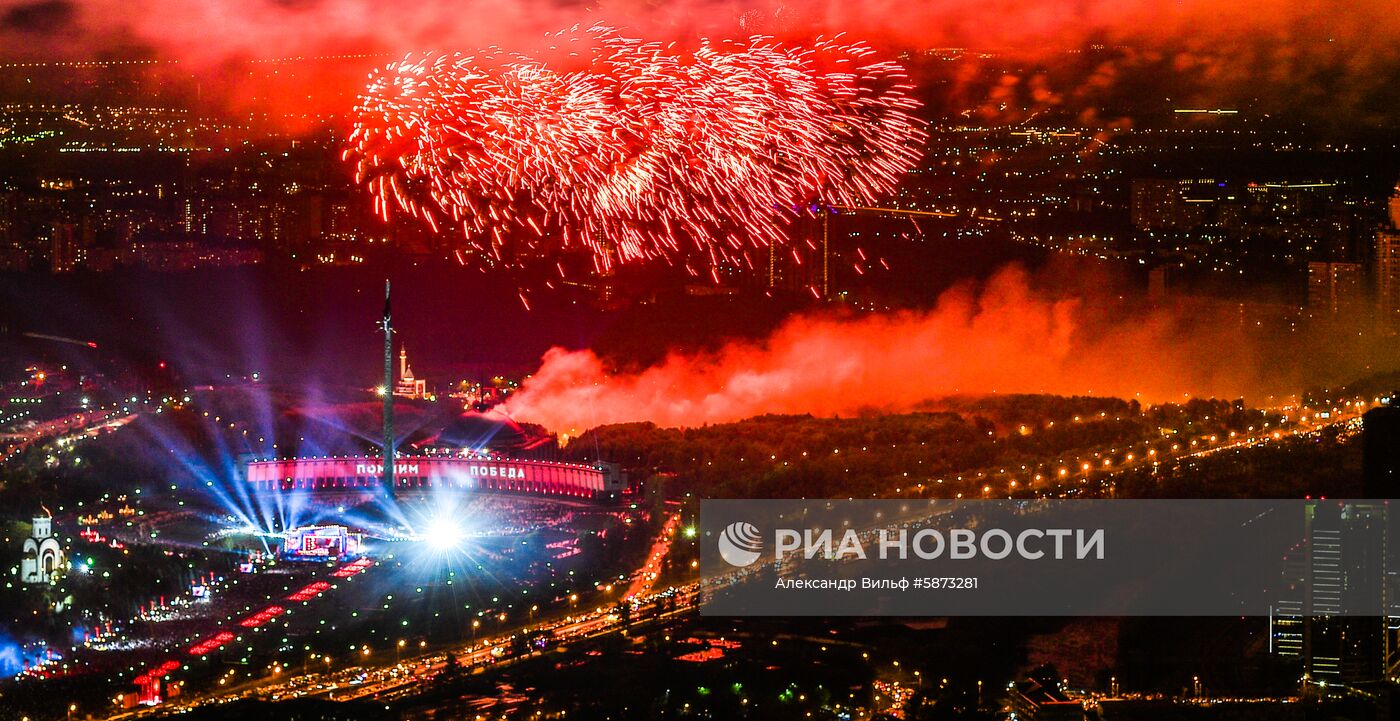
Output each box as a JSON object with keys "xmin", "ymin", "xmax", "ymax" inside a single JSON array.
[{"xmin": 20, "ymin": 514, "xmax": 64, "ymax": 584}]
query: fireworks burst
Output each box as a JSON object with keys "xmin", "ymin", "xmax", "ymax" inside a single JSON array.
[{"xmin": 344, "ymin": 26, "xmax": 924, "ymax": 273}]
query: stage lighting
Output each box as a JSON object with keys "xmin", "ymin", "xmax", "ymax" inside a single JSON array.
[{"xmin": 422, "ymin": 514, "xmax": 466, "ymax": 550}]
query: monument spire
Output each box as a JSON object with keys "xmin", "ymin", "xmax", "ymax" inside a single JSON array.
[{"xmin": 381, "ymin": 280, "xmax": 395, "ymax": 500}]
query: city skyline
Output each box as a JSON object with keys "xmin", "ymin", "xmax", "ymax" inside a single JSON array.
[{"xmin": 4, "ymin": 2, "xmax": 1400, "ymax": 720}]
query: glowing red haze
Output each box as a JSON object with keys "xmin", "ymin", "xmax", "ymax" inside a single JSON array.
[
  {"xmin": 499, "ymin": 266, "xmax": 1264, "ymax": 436},
  {"xmin": 7, "ymin": 0, "xmax": 1398, "ymax": 125}
]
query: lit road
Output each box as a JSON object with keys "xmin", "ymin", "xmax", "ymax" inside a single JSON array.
[
  {"xmin": 1092, "ymin": 403, "xmax": 1366, "ymax": 492},
  {"xmin": 889, "ymin": 398, "xmax": 1372, "ymax": 501},
  {"xmin": 1, "ymin": 409, "xmax": 135, "ymax": 463},
  {"xmin": 325, "ymin": 586, "xmax": 697, "ymax": 704},
  {"xmin": 623, "ymin": 509, "xmax": 682, "ymax": 600},
  {"xmin": 123, "ymin": 584, "xmax": 699, "ymax": 714}
]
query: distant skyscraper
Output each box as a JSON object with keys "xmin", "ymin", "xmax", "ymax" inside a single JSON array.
[
  {"xmin": 1272, "ymin": 502, "xmax": 1390, "ymax": 685},
  {"xmin": 765, "ymin": 213, "xmax": 829, "ymax": 296},
  {"xmin": 1273, "ymin": 541, "xmax": 1307, "ymax": 657},
  {"xmin": 48, "ymin": 221, "xmax": 83, "ymax": 273},
  {"xmin": 1378, "ymin": 230, "xmax": 1400, "ymax": 329},
  {"xmin": 1307, "ymin": 261, "xmax": 1366, "ymax": 319},
  {"xmin": 1132, "ymin": 180, "xmax": 1181, "ymax": 230},
  {"xmin": 1376, "ymin": 184, "xmax": 1400, "ymax": 330}
]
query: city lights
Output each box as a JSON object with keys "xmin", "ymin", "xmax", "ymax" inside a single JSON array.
[{"xmin": 1, "ymin": 4, "xmax": 1399, "ymax": 719}]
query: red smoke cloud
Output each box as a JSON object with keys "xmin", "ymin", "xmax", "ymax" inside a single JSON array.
[
  {"xmin": 4, "ymin": 0, "xmax": 1397, "ymax": 127},
  {"xmin": 8, "ymin": 0, "xmax": 1398, "ymax": 63},
  {"xmin": 499, "ymin": 266, "xmax": 1271, "ymax": 436}
]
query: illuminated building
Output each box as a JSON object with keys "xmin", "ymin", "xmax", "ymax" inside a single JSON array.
[
  {"xmin": 1272, "ymin": 502, "xmax": 1389, "ymax": 684},
  {"xmin": 47, "ymin": 220, "xmax": 87, "ymax": 273},
  {"xmin": 766, "ymin": 213, "xmax": 831, "ymax": 296},
  {"xmin": 1131, "ymin": 179, "xmax": 1206, "ymax": 231},
  {"xmin": 1377, "ymin": 185, "xmax": 1400, "ymax": 329},
  {"xmin": 394, "ymin": 346, "xmax": 429, "ymax": 399},
  {"xmin": 1307, "ymin": 261, "xmax": 1366, "ymax": 318},
  {"xmin": 19, "ymin": 513, "xmax": 64, "ymax": 584},
  {"xmin": 241, "ymin": 455, "xmax": 626, "ymax": 503},
  {"xmin": 281, "ymin": 524, "xmax": 362, "ymax": 562},
  {"xmin": 1272, "ymin": 544, "xmax": 1306, "ymax": 658}
]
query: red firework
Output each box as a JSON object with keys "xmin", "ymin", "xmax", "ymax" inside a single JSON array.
[{"xmin": 343, "ymin": 26, "xmax": 924, "ymax": 272}]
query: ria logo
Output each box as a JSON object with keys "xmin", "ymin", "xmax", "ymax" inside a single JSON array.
[{"xmin": 717, "ymin": 521, "xmax": 763, "ymax": 567}]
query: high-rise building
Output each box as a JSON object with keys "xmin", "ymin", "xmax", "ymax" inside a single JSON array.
[
  {"xmin": 1376, "ymin": 184, "xmax": 1400, "ymax": 330},
  {"xmin": 766, "ymin": 213, "xmax": 829, "ymax": 297},
  {"xmin": 1272, "ymin": 502, "xmax": 1390, "ymax": 684},
  {"xmin": 1379, "ymin": 230, "xmax": 1400, "ymax": 330},
  {"xmin": 1308, "ymin": 261, "xmax": 1367, "ymax": 319},
  {"xmin": 1273, "ymin": 542, "xmax": 1307, "ymax": 658},
  {"xmin": 1132, "ymin": 180, "xmax": 1184, "ymax": 230},
  {"xmin": 48, "ymin": 221, "xmax": 85, "ymax": 273}
]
